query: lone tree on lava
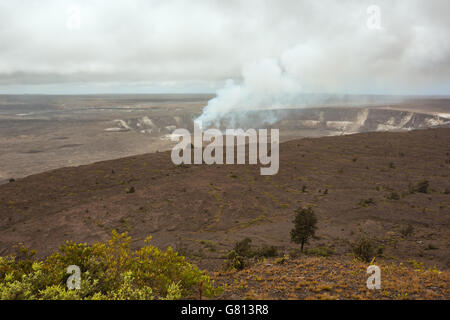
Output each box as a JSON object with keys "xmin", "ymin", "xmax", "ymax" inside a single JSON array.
[{"xmin": 290, "ymin": 207, "xmax": 317, "ymax": 252}]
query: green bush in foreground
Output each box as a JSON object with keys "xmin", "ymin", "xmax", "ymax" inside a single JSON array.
[{"xmin": 0, "ymin": 231, "xmax": 221, "ymax": 300}]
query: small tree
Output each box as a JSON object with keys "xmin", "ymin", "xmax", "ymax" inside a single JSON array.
[
  {"xmin": 233, "ymin": 238, "xmax": 253, "ymax": 257},
  {"xmin": 290, "ymin": 207, "xmax": 317, "ymax": 252}
]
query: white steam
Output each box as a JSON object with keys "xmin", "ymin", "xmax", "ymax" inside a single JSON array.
[
  {"xmin": 195, "ymin": 58, "xmax": 302, "ymax": 128},
  {"xmin": 195, "ymin": 0, "xmax": 450, "ymax": 128}
]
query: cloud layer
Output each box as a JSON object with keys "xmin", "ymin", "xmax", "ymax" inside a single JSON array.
[{"xmin": 0, "ymin": 0, "xmax": 449, "ymax": 94}]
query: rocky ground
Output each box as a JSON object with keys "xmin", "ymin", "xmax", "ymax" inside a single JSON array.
[
  {"xmin": 1, "ymin": 127, "xmax": 449, "ymax": 270},
  {"xmin": 1, "ymin": 127, "xmax": 449, "ymax": 299}
]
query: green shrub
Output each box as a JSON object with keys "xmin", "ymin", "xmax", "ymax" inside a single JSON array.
[
  {"xmin": 233, "ymin": 238, "xmax": 253, "ymax": 258},
  {"xmin": 306, "ymin": 246, "xmax": 334, "ymax": 257},
  {"xmin": 0, "ymin": 231, "xmax": 221, "ymax": 300},
  {"xmin": 409, "ymin": 180, "xmax": 429, "ymax": 194},
  {"xmin": 400, "ymin": 224, "xmax": 414, "ymax": 238},
  {"xmin": 226, "ymin": 250, "xmax": 247, "ymax": 271},
  {"xmin": 388, "ymin": 192, "xmax": 400, "ymax": 200},
  {"xmin": 359, "ymin": 198, "xmax": 375, "ymax": 207},
  {"xmin": 352, "ymin": 238, "xmax": 376, "ymax": 262},
  {"xmin": 226, "ymin": 239, "xmax": 278, "ymax": 270},
  {"xmin": 376, "ymin": 245, "xmax": 384, "ymax": 256},
  {"xmin": 254, "ymin": 245, "xmax": 278, "ymax": 258}
]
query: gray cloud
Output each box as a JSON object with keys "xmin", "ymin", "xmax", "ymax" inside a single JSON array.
[{"xmin": 0, "ymin": 0, "xmax": 449, "ymax": 94}]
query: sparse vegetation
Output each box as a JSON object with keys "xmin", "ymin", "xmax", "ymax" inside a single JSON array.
[
  {"xmin": 400, "ymin": 224, "xmax": 414, "ymax": 238},
  {"xmin": 387, "ymin": 192, "xmax": 400, "ymax": 200},
  {"xmin": 215, "ymin": 256, "xmax": 449, "ymax": 300},
  {"xmin": 200, "ymin": 240, "xmax": 217, "ymax": 252},
  {"xmin": 306, "ymin": 246, "xmax": 333, "ymax": 257},
  {"xmin": 125, "ymin": 186, "xmax": 135, "ymax": 194},
  {"xmin": 359, "ymin": 198, "xmax": 375, "ymax": 207},
  {"xmin": 255, "ymin": 245, "xmax": 278, "ymax": 258},
  {"xmin": 2, "ymin": 126, "xmax": 449, "ymax": 300},
  {"xmin": 225, "ymin": 238, "xmax": 278, "ymax": 270},
  {"xmin": 409, "ymin": 180, "xmax": 429, "ymax": 194}
]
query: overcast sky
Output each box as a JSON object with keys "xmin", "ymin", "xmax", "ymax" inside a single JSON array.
[{"xmin": 0, "ymin": 0, "xmax": 449, "ymax": 94}]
